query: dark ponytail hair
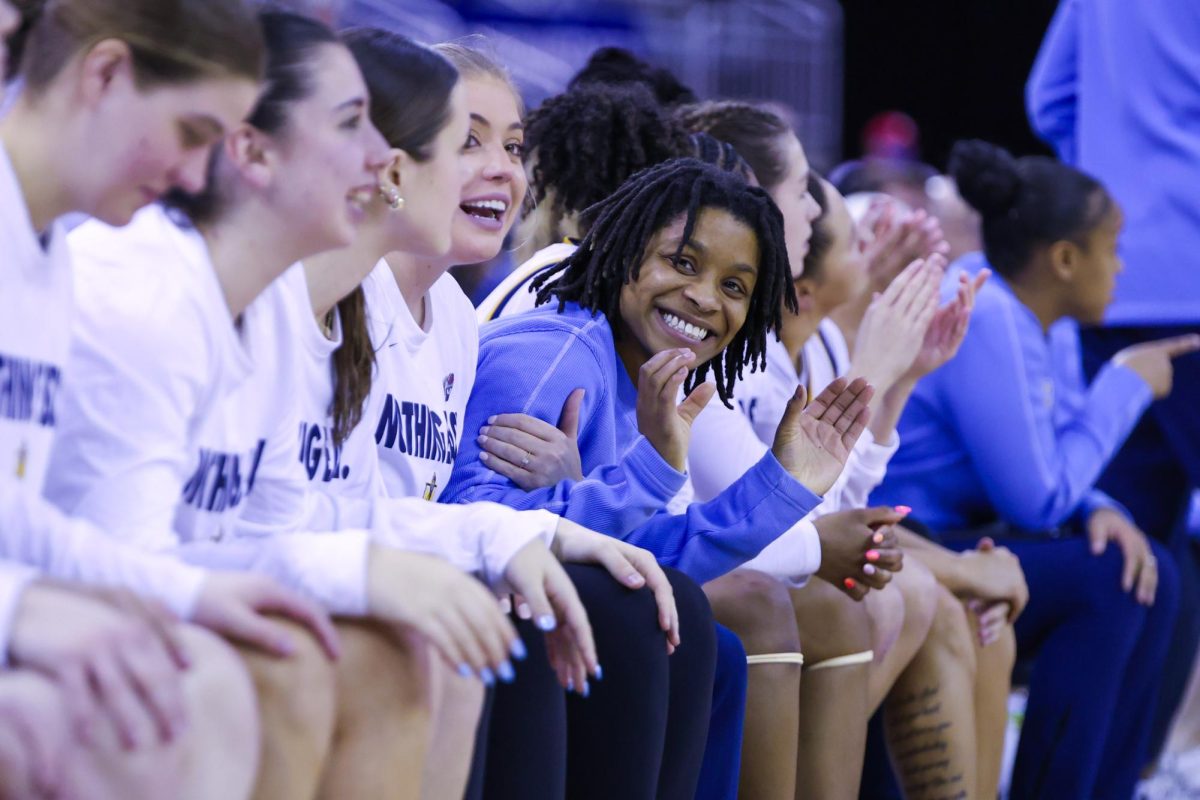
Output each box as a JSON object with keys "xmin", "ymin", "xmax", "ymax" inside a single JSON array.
[
  {"xmin": 675, "ymin": 100, "xmax": 794, "ymax": 192},
  {"xmin": 948, "ymin": 139, "xmax": 1110, "ymax": 278},
  {"xmin": 801, "ymin": 173, "xmax": 834, "ymax": 281},
  {"xmin": 532, "ymin": 158, "xmax": 797, "ymax": 407},
  {"xmin": 164, "ymin": 11, "xmax": 339, "ymax": 225},
  {"xmin": 325, "ymin": 28, "xmax": 460, "ymax": 446}
]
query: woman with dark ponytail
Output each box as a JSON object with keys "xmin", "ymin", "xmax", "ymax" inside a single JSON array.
[{"xmin": 875, "ymin": 139, "xmax": 1200, "ymax": 798}]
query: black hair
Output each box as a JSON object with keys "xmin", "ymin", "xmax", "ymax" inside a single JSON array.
[
  {"xmin": 164, "ymin": 10, "xmax": 338, "ymax": 224},
  {"xmin": 948, "ymin": 139, "xmax": 1110, "ymax": 278},
  {"xmin": 568, "ymin": 46, "xmax": 697, "ymax": 108},
  {"xmin": 802, "ymin": 173, "xmax": 833, "ymax": 281},
  {"xmin": 531, "ymin": 158, "xmax": 797, "ymax": 407},
  {"xmin": 675, "ymin": 101, "xmax": 794, "ymax": 191},
  {"xmin": 525, "ymin": 81, "xmax": 691, "ymax": 221},
  {"xmin": 689, "ymin": 132, "xmax": 755, "ymax": 184}
]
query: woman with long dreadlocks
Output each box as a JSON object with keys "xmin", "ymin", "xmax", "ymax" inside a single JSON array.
[{"xmin": 444, "ymin": 158, "xmax": 885, "ymax": 796}]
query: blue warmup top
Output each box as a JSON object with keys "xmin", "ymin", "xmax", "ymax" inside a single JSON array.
[
  {"xmin": 872, "ymin": 254, "xmax": 1153, "ymax": 534},
  {"xmin": 443, "ymin": 302, "xmax": 821, "ymax": 583},
  {"xmin": 1027, "ymin": 0, "xmax": 1200, "ymax": 324}
]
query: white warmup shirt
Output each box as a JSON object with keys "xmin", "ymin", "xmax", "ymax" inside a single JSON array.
[
  {"xmin": 364, "ymin": 263, "xmax": 477, "ymax": 501},
  {"xmin": 44, "ymin": 207, "xmax": 375, "ymax": 612},
  {"xmin": 49, "ymin": 208, "xmax": 552, "ymax": 612},
  {"xmin": 0, "ymin": 147, "xmax": 208, "ymax": 658},
  {"xmin": 289, "ymin": 264, "xmax": 558, "ymax": 584},
  {"xmin": 688, "ymin": 319, "xmax": 899, "ymax": 585}
]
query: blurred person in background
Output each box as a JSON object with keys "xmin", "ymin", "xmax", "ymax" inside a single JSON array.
[{"xmin": 1029, "ymin": 6, "xmax": 1200, "ymax": 785}]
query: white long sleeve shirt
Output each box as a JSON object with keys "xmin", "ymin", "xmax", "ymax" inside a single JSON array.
[
  {"xmin": 0, "ymin": 147, "xmax": 208, "ymax": 654},
  {"xmin": 290, "ymin": 262, "xmax": 557, "ymax": 585},
  {"xmin": 46, "ymin": 208, "xmax": 555, "ymax": 613}
]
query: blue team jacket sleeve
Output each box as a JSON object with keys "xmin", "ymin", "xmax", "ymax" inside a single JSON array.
[
  {"xmin": 936, "ymin": 293, "xmax": 1152, "ymax": 531},
  {"xmin": 443, "ymin": 324, "xmax": 687, "ymax": 533},
  {"xmin": 1027, "ymin": 0, "xmax": 1080, "ymax": 162},
  {"xmin": 624, "ymin": 451, "xmax": 820, "ymax": 584}
]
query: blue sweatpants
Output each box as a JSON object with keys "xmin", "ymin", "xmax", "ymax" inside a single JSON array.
[
  {"xmin": 952, "ymin": 535, "xmax": 1180, "ymax": 799},
  {"xmin": 694, "ymin": 624, "xmax": 747, "ymax": 800}
]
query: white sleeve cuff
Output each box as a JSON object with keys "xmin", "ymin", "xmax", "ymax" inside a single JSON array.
[
  {"xmin": 179, "ymin": 532, "xmax": 370, "ymax": 616},
  {"xmin": 0, "ymin": 563, "xmax": 39, "ymax": 667},
  {"xmin": 853, "ymin": 429, "xmax": 900, "ymax": 474},
  {"xmin": 481, "ymin": 508, "xmax": 558, "ymax": 587},
  {"xmin": 270, "ymin": 531, "xmax": 371, "ymax": 616},
  {"xmin": 740, "ymin": 518, "xmax": 822, "ymax": 588}
]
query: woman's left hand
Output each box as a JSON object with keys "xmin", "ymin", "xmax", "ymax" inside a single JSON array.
[
  {"xmin": 1087, "ymin": 507, "xmax": 1159, "ymax": 606},
  {"xmin": 552, "ymin": 518, "xmax": 680, "ymax": 654},
  {"xmin": 477, "ymin": 389, "xmax": 585, "ymax": 490}
]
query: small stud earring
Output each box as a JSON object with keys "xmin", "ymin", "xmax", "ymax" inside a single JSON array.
[{"xmin": 381, "ymin": 186, "xmax": 405, "ymax": 210}]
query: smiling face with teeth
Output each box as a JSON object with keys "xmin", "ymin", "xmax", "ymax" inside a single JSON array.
[
  {"xmin": 614, "ymin": 206, "xmax": 760, "ymax": 375},
  {"xmin": 448, "ymin": 75, "xmax": 529, "ymax": 265}
]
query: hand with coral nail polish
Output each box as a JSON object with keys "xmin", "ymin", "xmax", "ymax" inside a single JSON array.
[{"xmin": 813, "ymin": 506, "xmax": 906, "ymax": 600}]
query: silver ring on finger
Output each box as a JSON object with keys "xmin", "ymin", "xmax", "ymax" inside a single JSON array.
[{"xmin": 521, "ymin": 452, "xmax": 531, "ymax": 467}]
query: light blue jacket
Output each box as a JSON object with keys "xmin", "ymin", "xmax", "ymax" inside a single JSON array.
[
  {"xmin": 873, "ymin": 254, "xmax": 1152, "ymax": 533},
  {"xmin": 1027, "ymin": 0, "xmax": 1200, "ymax": 324}
]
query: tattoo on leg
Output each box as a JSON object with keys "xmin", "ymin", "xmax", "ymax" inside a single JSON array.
[{"xmin": 885, "ymin": 684, "xmax": 967, "ymax": 800}]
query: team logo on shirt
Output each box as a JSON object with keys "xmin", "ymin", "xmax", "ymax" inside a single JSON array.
[
  {"xmin": 422, "ymin": 473, "xmax": 438, "ymax": 500},
  {"xmin": 0, "ymin": 353, "xmax": 60, "ymax": 429},
  {"xmin": 14, "ymin": 441, "xmax": 27, "ymax": 480},
  {"xmin": 180, "ymin": 439, "xmax": 267, "ymax": 513},
  {"xmin": 443, "ymin": 373, "xmax": 455, "ymax": 401},
  {"xmin": 374, "ymin": 394, "xmax": 460, "ymax": 465},
  {"xmin": 298, "ymin": 421, "xmax": 350, "ymax": 482}
]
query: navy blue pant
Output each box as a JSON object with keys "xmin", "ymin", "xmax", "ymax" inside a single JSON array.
[
  {"xmin": 694, "ymin": 624, "xmax": 748, "ymax": 800},
  {"xmin": 1083, "ymin": 325, "xmax": 1200, "ymax": 758},
  {"xmin": 947, "ymin": 535, "xmax": 1180, "ymax": 799},
  {"xmin": 476, "ymin": 564, "xmax": 717, "ymax": 800}
]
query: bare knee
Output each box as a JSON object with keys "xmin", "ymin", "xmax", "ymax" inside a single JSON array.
[
  {"xmin": 238, "ymin": 616, "xmax": 338, "ymax": 742},
  {"xmin": 978, "ymin": 616, "xmax": 1016, "ymax": 675},
  {"xmin": 925, "ymin": 586, "xmax": 977, "ymax": 673},
  {"xmin": 430, "ymin": 657, "xmax": 484, "ymax": 727},
  {"xmin": 0, "ymin": 672, "xmax": 69, "ymax": 799},
  {"xmin": 896, "ymin": 557, "xmax": 939, "ymax": 634},
  {"xmin": 179, "ymin": 626, "xmax": 259, "ymax": 751},
  {"xmin": 334, "ymin": 621, "xmax": 434, "ymax": 730},
  {"xmin": 791, "ymin": 578, "xmax": 873, "ymax": 663},
  {"xmin": 706, "ymin": 569, "xmax": 802, "ymax": 655}
]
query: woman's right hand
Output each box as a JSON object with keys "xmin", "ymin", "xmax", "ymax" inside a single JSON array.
[
  {"xmin": 850, "ymin": 255, "xmax": 944, "ymax": 393},
  {"xmin": 8, "ymin": 582, "xmax": 190, "ymax": 751},
  {"xmin": 812, "ymin": 507, "xmax": 906, "ymax": 600},
  {"xmin": 951, "ymin": 538, "xmax": 1028, "ymax": 621},
  {"xmin": 636, "ymin": 348, "xmax": 715, "ymax": 472},
  {"xmin": 1113, "ymin": 334, "xmax": 1200, "ymax": 399},
  {"xmin": 770, "ymin": 377, "xmax": 875, "ymax": 495},
  {"xmin": 366, "ymin": 546, "xmax": 520, "ymax": 684}
]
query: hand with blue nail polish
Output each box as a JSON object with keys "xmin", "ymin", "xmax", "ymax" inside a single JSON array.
[
  {"xmin": 366, "ymin": 546, "xmax": 518, "ymax": 683},
  {"xmin": 550, "ymin": 518, "xmax": 681, "ymax": 655},
  {"xmin": 499, "ymin": 540, "xmax": 599, "ymax": 688}
]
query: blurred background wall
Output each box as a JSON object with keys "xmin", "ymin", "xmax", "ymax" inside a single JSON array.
[{"xmin": 291, "ymin": 0, "xmax": 1061, "ymax": 172}]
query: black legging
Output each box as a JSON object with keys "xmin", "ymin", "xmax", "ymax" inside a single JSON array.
[{"xmin": 476, "ymin": 564, "xmax": 717, "ymax": 800}]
